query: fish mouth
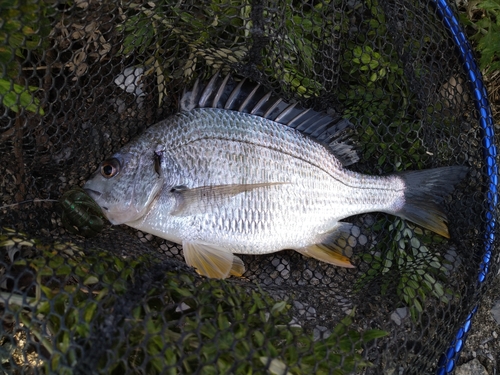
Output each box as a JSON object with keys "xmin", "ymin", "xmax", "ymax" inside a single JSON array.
[
  {"xmin": 84, "ymin": 188, "xmax": 102, "ymax": 199},
  {"xmin": 84, "ymin": 188, "xmax": 110, "ymax": 213}
]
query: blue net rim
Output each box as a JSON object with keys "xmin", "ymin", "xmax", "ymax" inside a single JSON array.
[{"xmin": 432, "ymin": 0, "xmax": 498, "ymax": 373}]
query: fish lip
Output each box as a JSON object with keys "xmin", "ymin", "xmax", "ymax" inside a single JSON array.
[{"xmin": 84, "ymin": 188, "xmax": 102, "ymax": 199}]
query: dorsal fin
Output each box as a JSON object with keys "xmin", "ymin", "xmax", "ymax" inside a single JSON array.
[{"xmin": 180, "ymin": 73, "xmax": 359, "ymax": 166}]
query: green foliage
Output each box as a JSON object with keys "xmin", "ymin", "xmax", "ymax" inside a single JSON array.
[
  {"xmin": 0, "ymin": 79, "xmax": 42, "ymax": 114},
  {"xmin": 117, "ymin": 0, "xmax": 340, "ymax": 100},
  {"xmin": 356, "ymin": 219, "xmax": 453, "ymax": 321},
  {"xmin": 0, "ymin": 0, "xmax": 51, "ymax": 114},
  {"xmin": 259, "ymin": 0, "xmax": 336, "ymax": 97},
  {"xmin": 336, "ymin": 2, "xmax": 451, "ymax": 316},
  {"xmin": 336, "ymin": 0, "xmax": 429, "ymax": 171},
  {"xmin": 460, "ymin": 0, "xmax": 500, "ymax": 73},
  {"xmin": 1, "ymin": 230, "xmax": 387, "ymax": 375},
  {"xmin": 117, "ymin": 0, "xmax": 251, "ymax": 105}
]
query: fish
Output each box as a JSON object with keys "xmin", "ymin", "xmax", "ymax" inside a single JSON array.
[{"xmin": 84, "ymin": 73, "xmax": 468, "ymax": 279}]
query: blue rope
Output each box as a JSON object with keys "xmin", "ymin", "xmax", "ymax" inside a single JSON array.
[{"xmin": 430, "ymin": 1, "xmax": 498, "ymax": 374}]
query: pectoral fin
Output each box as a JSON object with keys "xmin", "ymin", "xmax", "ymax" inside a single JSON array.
[
  {"xmin": 171, "ymin": 183, "xmax": 287, "ymax": 216},
  {"xmin": 182, "ymin": 240, "xmax": 245, "ymax": 279},
  {"xmin": 295, "ymin": 222, "xmax": 358, "ymax": 268}
]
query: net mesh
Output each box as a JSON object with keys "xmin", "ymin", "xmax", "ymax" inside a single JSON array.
[{"xmin": 0, "ymin": 0, "xmax": 497, "ymax": 374}]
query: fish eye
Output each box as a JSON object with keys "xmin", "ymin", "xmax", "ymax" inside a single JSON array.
[
  {"xmin": 154, "ymin": 151, "xmax": 162, "ymax": 176},
  {"xmin": 100, "ymin": 158, "xmax": 121, "ymax": 178}
]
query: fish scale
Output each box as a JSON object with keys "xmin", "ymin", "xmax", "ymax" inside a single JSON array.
[
  {"xmin": 84, "ymin": 74, "xmax": 468, "ymax": 279},
  {"xmin": 161, "ymin": 109, "xmax": 346, "ymax": 179}
]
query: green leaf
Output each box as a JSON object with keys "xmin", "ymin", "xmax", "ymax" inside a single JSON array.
[
  {"xmin": 477, "ymin": 0, "xmax": 500, "ymax": 13},
  {"xmin": 271, "ymin": 301, "xmax": 288, "ymax": 316},
  {"xmin": 362, "ymin": 329, "xmax": 389, "ymax": 341},
  {"xmin": 0, "ymin": 78, "xmax": 44, "ymax": 114}
]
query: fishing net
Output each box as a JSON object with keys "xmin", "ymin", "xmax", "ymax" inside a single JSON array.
[{"xmin": 0, "ymin": 0, "xmax": 497, "ymax": 374}]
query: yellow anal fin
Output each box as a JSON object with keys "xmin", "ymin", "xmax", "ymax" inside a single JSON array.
[
  {"xmin": 229, "ymin": 255, "xmax": 245, "ymax": 277},
  {"xmin": 295, "ymin": 244, "xmax": 354, "ymax": 268},
  {"xmin": 295, "ymin": 222, "xmax": 358, "ymax": 268},
  {"xmin": 182, "ymin": 240, "xmax": 246, "ymax": 279}
]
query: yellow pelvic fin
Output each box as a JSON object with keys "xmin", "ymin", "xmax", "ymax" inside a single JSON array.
[{"xmin": 182, "ymin": 240, "xmax": 245, "ymax": 279}]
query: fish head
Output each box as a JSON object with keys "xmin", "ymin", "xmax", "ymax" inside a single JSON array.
[{"xmin": 83, "ymin": 148, "xmax": 164, "ymax": 225}]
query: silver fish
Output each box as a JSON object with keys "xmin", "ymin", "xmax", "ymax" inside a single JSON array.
[{"xmin": 84, "ymin": 74, "xmax": 467, "ymax": 279}]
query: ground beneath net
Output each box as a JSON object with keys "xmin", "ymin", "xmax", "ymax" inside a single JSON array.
[{"xmin": 457, "ymin": 273, "xmax": 500, "ymax": 375}]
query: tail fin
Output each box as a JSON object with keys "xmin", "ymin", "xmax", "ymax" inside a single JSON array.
[{"xmin": 396, "ymin": 166, "xmax": 468, "ymax": 238}]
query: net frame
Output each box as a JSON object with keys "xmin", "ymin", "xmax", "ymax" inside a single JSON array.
[{"xmin": 432, "ymin": 1, "xmax": 497, "ymax": 373}]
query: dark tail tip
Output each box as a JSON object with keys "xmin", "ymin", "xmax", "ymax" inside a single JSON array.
[{"xmin": 397, "ymin": 166, "xmax": 468, "ymax": 238}]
